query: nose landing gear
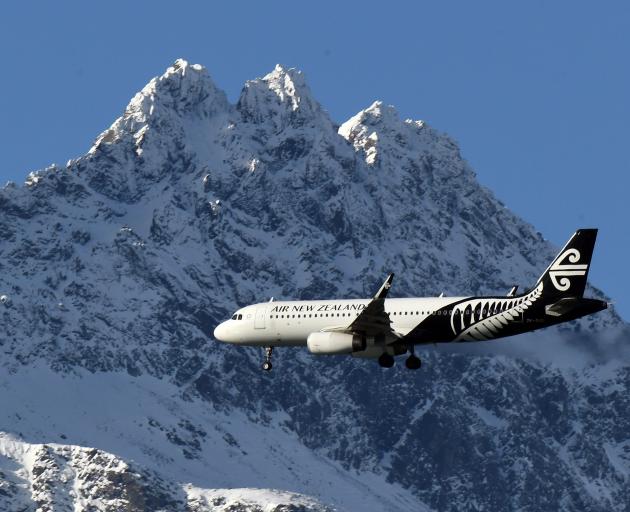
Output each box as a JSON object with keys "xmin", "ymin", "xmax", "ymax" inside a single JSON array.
[{"xmin": 262, "ymin": 346, "xmax": 273, "ymax": 371}]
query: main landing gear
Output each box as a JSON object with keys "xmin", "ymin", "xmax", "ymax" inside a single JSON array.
[
  {"xmin": 378, "ymin": 353, "xmax": 395, "ymax": 368},
  {"xmin": 262, "ymin": 346, "xmax": 273, "ymax": 372},
  {"xmin": 378, "ymin": 347, "xmax": 422, "ymax": 370},
  {"xmin": 405, "ymin": 343, "xmax": 422, "ymax": 370},
  {"xmin": 405, "ymin": 354, "xmax": 422, "ymax": 370}
]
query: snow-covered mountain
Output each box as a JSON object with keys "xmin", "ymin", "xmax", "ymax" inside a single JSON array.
[{"xmin": 0, "ymin": 59, "xmax": 628, "ymax": 511}]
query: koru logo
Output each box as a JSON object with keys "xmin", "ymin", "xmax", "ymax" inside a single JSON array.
[{"xmin": 549, "ymin": 248, "xmax": 588, "ymax": 291}]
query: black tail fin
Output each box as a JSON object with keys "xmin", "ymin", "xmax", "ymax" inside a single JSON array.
[{"xmin": 536, "ymin": 229, "xmax": 598, "ymax": 300}]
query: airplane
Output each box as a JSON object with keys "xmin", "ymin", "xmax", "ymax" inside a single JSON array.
[{"xmin": 214, "ymin": 229, "xmax": 608, "ymax": 371}]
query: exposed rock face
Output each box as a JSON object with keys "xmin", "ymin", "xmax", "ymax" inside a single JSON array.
[
  {"xmin": 0, "ymin": 59, "xmax": 628, "ymax": 512},
  {"xmin": 0, "ymin": 433, "xmax": 331, "ymax": 512}
]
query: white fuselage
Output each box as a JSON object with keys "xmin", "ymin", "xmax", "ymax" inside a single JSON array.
[{"xmin": 214, "ymin": 297, "xmax": 467, "ymax": 347}]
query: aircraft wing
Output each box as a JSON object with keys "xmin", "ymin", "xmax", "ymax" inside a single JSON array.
[{"xmin": 347, "ymin": 273, "xmax": 399, "ymax": 337}]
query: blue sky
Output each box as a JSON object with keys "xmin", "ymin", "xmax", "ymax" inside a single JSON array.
[{"xmin": 1, "ymin": 1, "xmax": 628, "ymax": 319}]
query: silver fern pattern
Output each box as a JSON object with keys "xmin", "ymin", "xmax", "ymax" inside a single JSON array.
[{"xmin": 451, "ymin": 284, "xmax": 544, "ymax": 341}]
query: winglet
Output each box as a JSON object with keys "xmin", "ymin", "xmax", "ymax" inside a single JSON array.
[{"xmin": 373, "ymin": 273, "xmax": 394, "ymax": 299}]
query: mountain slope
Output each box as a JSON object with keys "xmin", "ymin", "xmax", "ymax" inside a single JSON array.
[{"xmin": 0, "ymin": 59, "xmax": 628, "ymax": 511}]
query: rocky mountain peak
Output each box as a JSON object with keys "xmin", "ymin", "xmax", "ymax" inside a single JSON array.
[
  {"xmin": 339, "ymin": 100, "xmax": 466, "ymax": 181},
  {"xmin": 236, "ymin": 64, "xmax": 331, "ymax": 132},
  {"xmin": 362, "ymin": 100, "xmax": 402, "ymax": 124},
  {"xmin": 263, "ymin": 64, "xmax": 309, "ymax": 111},
  {"xmin": 90, "ymin": 58, "xmax": 229, "ymax": 156},
  {"xmin": 0, "ymin": 60, "xmax": 627, "ymax": 512},
  {"xmin": 129, "ymin": 58, "xmax": 229, "ymax": 120}
]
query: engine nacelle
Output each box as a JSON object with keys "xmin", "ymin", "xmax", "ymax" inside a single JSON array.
[{"xmin": 307, "ymin": 332, "xmax": 366, "ymax": 355}]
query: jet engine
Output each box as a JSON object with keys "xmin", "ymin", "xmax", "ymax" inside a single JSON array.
[{"xmin": 307, "ymin": 332, "xmax": 366, "ymax": 355}]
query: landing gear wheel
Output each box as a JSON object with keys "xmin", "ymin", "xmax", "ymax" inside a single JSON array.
[
  {"xmin": 378, "ymin": 353, "xmax": 395, "ymax": 368},
  {"xmin": 405, "ymin": 355, "xmax": 422, "ymax": 370},
  {"xmin": 262, "ymin": 346, "xmax": 274, "ymax": 372}
]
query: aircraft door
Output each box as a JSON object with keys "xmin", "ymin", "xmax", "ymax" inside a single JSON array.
[{"xmin": 255, "ymin": 306, "xmax": 266, "ymax": 329}]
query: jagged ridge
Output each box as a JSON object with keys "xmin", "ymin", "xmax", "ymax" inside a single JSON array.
[{"xmin": 0, "ymin": 59, "xmax": 628, "ymax": 512}]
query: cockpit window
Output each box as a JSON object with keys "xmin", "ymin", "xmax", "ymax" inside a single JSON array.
[
  {"xmin": 237, "ymin": 314, "xmax": 243, "ymax": 320},
  {"xmin": 231, "ymin": 314, "xmax": 237, "ymax": 320}
]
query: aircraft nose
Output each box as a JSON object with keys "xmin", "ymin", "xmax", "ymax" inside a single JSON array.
[{"xmin": 213, "ymin": 322, "xmax": 230, "ymax": 342}]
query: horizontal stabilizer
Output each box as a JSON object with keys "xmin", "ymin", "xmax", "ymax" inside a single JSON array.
[
  {"xmin": 545, "ymin": 297, "xmax": 582, "ymax": 317},
  {"xmin": 545, "ymin": 297, "xmax": 608, "ymax": 317}
]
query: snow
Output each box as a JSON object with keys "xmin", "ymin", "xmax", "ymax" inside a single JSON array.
[
  {"xmin": 0, "ymin": 57, "xmax": 627, "ymax": 512},
  {"xmin": 604, "ymin": 442, "xmax": 630, "ymax": 479},
  {"xmin": 471, "ymin": 405, "xmax": 508, "ymax": 429},
  {"xmin": 185, "ymin": 486, "xmax": 328, "ymax": 512},
  {"xmin": 0, "ymin": 366, "xmax": 426, "ymax": 512}
]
